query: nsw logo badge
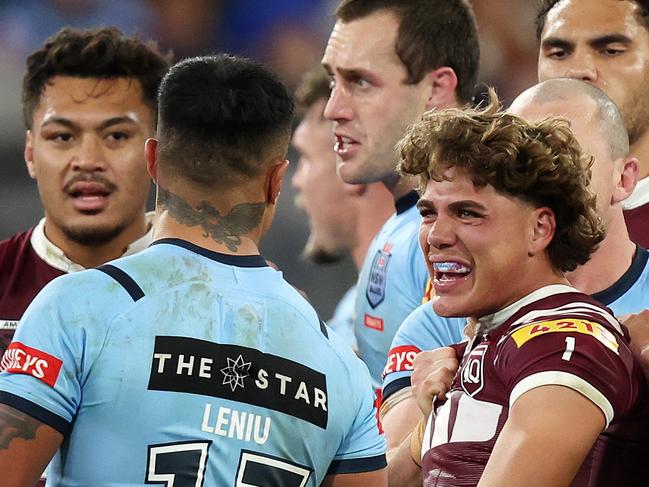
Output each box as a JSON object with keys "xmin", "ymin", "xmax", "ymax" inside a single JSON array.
[{"xmin": 366, "ymin": 244, "xmax": 392, "ymax": 308}]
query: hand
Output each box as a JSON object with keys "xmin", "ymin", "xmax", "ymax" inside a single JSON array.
[{"xmin": 411, "ymin": 347, "xmax": 458, "ymax": 418}]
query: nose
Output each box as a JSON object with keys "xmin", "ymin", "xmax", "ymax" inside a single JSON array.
[
  {"xmin": 71, "ymin": 135, "xmax": 107, "ymax": 172},
  {"xmin": 323, "ymin": 83, "xmax": 354, "ymax": 122},
  {"xmin": 564, "ymin": 53, "xmax": 598, "ymax": 83},
  {"xmin": 425, "ymin": 215, "xmax": 457, "ymax": 250}
]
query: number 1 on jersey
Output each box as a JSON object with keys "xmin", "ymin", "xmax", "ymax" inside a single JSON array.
[{"xmin": 562, "ymin": 336, "xmax": 576, "ymax": 361}]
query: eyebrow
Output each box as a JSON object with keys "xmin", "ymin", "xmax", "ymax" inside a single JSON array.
[
  {"xmin": 417, "ymin": 199, "xmax": 487, "ymax": 212},
  {"xmin": 41, "ymin": 115, "xmax": 139, "ymax": 131},
  {"xmin": 542, "ymin": 33, "xmax": 632, "ymax": 51}
]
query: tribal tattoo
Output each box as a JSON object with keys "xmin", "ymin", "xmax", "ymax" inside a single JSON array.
[
  {"xmin": 0, "ymin": 404, "xmax": 42, "ymax": 450},
  {"xmin": 158, "ymin": 186, "xmax": 266, "ymax": 252}
]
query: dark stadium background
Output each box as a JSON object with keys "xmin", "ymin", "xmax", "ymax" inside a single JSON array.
[{"xmin": 0, "ymin": 0, "xmax": 537, "ymax": 318}]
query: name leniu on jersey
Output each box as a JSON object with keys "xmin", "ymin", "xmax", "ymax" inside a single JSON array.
[{"xmin": 0, "ymin": 240, "xmax": 386, "ymax": 486}]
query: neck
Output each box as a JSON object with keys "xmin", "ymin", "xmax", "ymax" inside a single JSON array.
[
  {"xmin": 631, "ymin": 131, "xmax": 649, "ymax": 180},
  {"xmin": 566, "ymin": 212, "xmax": 636, "ymax": 294},
  {"xmin": 44, "ymin": 214, "xmax": 148, "ymax": 268},
  {"xmin": 384, "ymin": 175, "xmax": 417, "ymax": 201},
  {"xmin": 154, "ymin": 185, "xmax": 266, "ymax": 255},
  {"xmin": 351, "ymin": 183, "xmax": 395, "ymax": 270}
]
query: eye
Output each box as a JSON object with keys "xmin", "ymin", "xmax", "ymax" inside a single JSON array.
[
  {"xmin": 545, "ymin": 47, "xmax": 568, "ymax": 60},
  {"xmin": 355, "ymin": 78, "xmax": 369, "ymax": 88},
  {"xmin": 107, "ymin": 131, "xmax": 130, "ymax": 142},
  {"xmin": 419, "ymin": 208, "xmax": 437, "ymax": 221},
  {"xmin": 457, "ymin": 209, "xmax": 481, "ymax": 219},
  {"xmin": 47, "ymin": 132, "xmax": 73, "ymax": 142},
  {"xmin": 602, "ymin": 46, "xmax": 625, "ymax": 57}
]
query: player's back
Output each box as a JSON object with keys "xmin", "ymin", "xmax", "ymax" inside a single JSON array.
[{"xmin": 1, "ymin": 239, "xmax": 385, "ymax": 486}]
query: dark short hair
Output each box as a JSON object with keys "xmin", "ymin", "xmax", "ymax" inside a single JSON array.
[
  {"xmin": 295, "ymin": 66, "xmax": 331, "ymax": 110},
  {"xmin": 157, "ymin": 54, "xmax": 295, "ymax": 188},
  {"xmin": 22, "ymin": 26, "xmax": 171, "ymax": 129},
  {"xmin": 335, "ymin": 0, "xmax": 480, "ymax": 104},
  {"xmin": 536, "ymin": 0, "xmax": 649, "ymax": 40},
  {"xmin": 398, "ymin": 91, "xmax": 604, "ymax": 272}
]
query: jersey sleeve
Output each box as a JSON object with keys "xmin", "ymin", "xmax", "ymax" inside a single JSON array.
[
  {"xmin": 328, "ymin": 352, "xmax": 387, "ymax": 475},
  {"xmin": 497, "ymin": 317, "xmax": 641, "ymax": 427},
  {"xmin": 0, "ymin": 271, "xmax": 115, "ymax": 435},
  {"xmin": 382, "ymin": 304, "xmax": 465, "ymax": 402}
]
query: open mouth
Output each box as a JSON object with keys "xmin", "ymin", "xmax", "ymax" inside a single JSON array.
[
  {"xmin": 334, "ymin": 135, "xmax": 358, "ymax": 158},
  {"xmin": 67, "ymin": 181, "xmax": 113, "ymax": 213},
  {"xmin": 432, "ymin": 261, "xmax": 472, "ymax": 283}
]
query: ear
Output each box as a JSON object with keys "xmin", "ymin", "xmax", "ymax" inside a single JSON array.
[
  {"xmin": 144, "ymin": 137, "xmax": 159, "ymax": 182},
  {"xmin": 528, "ymin": 207, "xmax": 556, "ymax": 257},
  {"xmin": 266, "ymin": 159, "xmax": 290, "ymax": 205},
  {"xmin": 424, "ymin": 67, "xmax": 459, "ymax": 111},
  {"xmin": 612, "ymin": 156, "xmax": 639, "ymax": 205},
  {"xmin": 24, "ymin": 130, "xmax": 36, "ymax": 179},
  {"xmin": 343, "ymin": 182, "xmax": 367, "ymax": 197}
]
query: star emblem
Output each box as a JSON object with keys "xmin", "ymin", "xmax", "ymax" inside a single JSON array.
[{"xmin": 220, "ymin": 355, "xmax": 251, "ymax": 391}]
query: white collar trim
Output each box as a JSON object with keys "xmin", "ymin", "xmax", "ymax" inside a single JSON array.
[
  {"xmin": 478, "ymin": 284, "xmax": 578, "ymax": 334},
  {"xmin": 30, "ymin": 212, "xmax": 155, "ymax": 273},
  {"xmin": 623, "ymin": 176, "xmax": 649, "ymax": 210}
]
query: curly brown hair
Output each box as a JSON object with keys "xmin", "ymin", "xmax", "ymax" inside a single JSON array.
[
  {"xmin": 397, "ymin": 91, "xmax": 604, "ymax": 272},
  {"xmin": 22, "ymin": 26, "xmax": 172, "ymax": 128}
]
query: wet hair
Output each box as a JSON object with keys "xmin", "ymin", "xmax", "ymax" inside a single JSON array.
[
  {"xmin": 536, "ymin": 0, "xmax": 649, "ymax": 40},
  {"xmin": 397, "ymin": 89, "xmax": 604, "ymax": 272},
  {"xmin": 22, "ymin": 26, "xmax": 171, "ymax": 128},
  {"xmin": 335, "ymin": 0, "xmax": 480, "ymax": 104},
  {"xmin": 157, "ymin": 54, "xmax": 295, "ymax": 188}
]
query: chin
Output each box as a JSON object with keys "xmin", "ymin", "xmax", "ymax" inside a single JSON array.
[{"xmin": 62, "ymin": 220, "xmax": 127, "ymax": 246}]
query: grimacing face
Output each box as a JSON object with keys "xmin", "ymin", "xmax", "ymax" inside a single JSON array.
[
  {"xmin": 538, "ymin": 0, "xmax": 649, "ymax": 145},
  {"xmin": 418, "ymin": 169, "xmax": 546, "ymax": 318},
  {"xmin": 291, "ymin": 99, "xmax": 356, "ymax": 262},
  {"xmin": 25, "ymin": 76, "xmax": 155, "ymax": 247},
  {"xmin": 322, "ymin": 9, "xmax": 433, "ymax": 186}
]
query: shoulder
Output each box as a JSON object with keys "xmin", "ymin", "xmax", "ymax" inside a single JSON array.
[
  {"xmin": 0, "ymin": 229, "xmax": 33, "ymax": 263},
  {"xmin": 397, "ymin": 303, "xmax": 465, "ymax": 346}
]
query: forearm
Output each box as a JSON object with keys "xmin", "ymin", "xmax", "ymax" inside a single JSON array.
[
  {"xmin": 0, "ymin": 403, "xmax": 62, "ymax": 487},
  {"xmin": 387, "ymin": 431, "xmax": 422, "ymax": 487}
]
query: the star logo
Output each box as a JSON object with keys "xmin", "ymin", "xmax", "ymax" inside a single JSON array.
[{"xmin": 220, "ymin": 355, "xmax": 251, "ymax": 391}]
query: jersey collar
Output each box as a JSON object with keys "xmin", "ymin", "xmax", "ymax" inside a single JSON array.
[
  {"xmin": 30, "ymin": 213, "xmax": 155, "ymax": 273},
  {"xmin": 623, "ymin": 176, "xmax": 649, "ymax": 210},
  {"xmin": 150, "ymin": 238, "xmax": 269, "ymax": 268},
  {"xmin": 592, "ymin": 245, "xmax": 648, "ymax": 305},
  {"xmin": 395, "ymin": 191, "xmax": 419, "ymax": 215},
  {"xmin": 477, "ymin": 284, "xmax": 578, "ymax": 335}
]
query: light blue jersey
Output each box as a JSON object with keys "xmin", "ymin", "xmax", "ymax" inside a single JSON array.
[
  {"xmin": 381, "ymin": 245, "xmax": 649, "ymax": 402},
  {"xmin": 328, "ymin": 285, "xmax": 358, "ymax": 352},
  {"xmin": 0, "ymin": 239, "xmax": 385, "ymax": 486},
  {"xmin": 355, "ymin": 192, "xmax": 428, "ymax": 388}
]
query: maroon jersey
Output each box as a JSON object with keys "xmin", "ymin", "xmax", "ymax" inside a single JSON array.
[
  {"xmin": 0, "ymin": 228, "xmax": 64, "ymax": 356},
  {"xmin": 421, "ymin": 285, "xmax": 649, "ymax": 487},
  {"xmin": 0, "ymin": 218, "xmax": 152, "ymax": 358},
  {"xmin": 623, "ymin": 178, "xmax": 649, "ymax": 248}
]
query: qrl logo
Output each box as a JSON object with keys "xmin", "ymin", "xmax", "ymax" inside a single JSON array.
[{"xmin": 460, "ymin": 344, "xmax": 487, "ymax": 397}]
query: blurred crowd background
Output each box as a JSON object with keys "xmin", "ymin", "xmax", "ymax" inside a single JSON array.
[{"xmin": 0, "ymin": 0, "xmax": 539, "ymax": 318}]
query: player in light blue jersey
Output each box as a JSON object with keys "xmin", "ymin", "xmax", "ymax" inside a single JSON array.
[
  {"xmin": 385, "ymin": 79, "xmax": 649, "ymax": 484},
  {"xmin": 291, "ymin": 67, "xmax": 393, "ymax": 353},
  {"xmin": 354, "ymin": 198, "xmax": 428, "ymax": 388},
  {"xmin": 0, "ymin": 54, "xmax": 387, "ymax": 487},
  {"xmin": 321, "ymin": 0, "xmax": 480, "ymax": 393}
]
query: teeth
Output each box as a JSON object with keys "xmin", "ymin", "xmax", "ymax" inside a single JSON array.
[
  {"xmin": 433, "ymin": 262, "xmax": 470, "ymax": 273},
  {"xmin": 341, "ymin": 136, "xmax": 353, "ymax": 143}
]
